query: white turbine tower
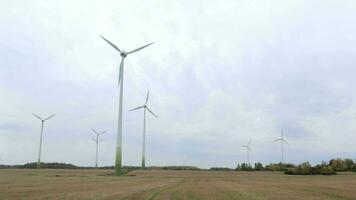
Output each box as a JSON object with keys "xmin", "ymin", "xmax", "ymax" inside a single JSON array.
[
  {"xmin": 100, "ymin": 35, "xmax": 154, "ymax": 176},
  {"xmin": 241, "ymin": 140, "xmax": 252, "ymax": 166},
  {"xmin": 91, "ymin": 128, "xmax": 107, "ymax": 168},
  {"xmin": 32, "ymin": 113, "xmax": 55, "ymax": 169},
  {"xmin": 129, "ymin": 90, "xmax": 158, "ymax": 168},
  {"xmin": 274, "ymin": 130, "xmax": 288, "ymax": 163}
]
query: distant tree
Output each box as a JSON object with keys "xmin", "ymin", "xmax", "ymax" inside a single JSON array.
[
  {"xmin": 235, "ymin": 164, "xmax": 241, "ymax": 171},
  {"xmin": 330, "ymin": 158, "xmax": 349, "ymax": 172},
  {"xmin": 299, "ymin": 162, "xmax": 312, "ymax": 175},
  {"xmin": 344, "ymin": 159, "xmax": 354, "ymax": 170},
  {"xmin": 254, "ymin": 162, "xmax": 264, "ymax": 171},
  {"xmin": 236, "ymin": 163, "xmax": 254, "ymax": 171}
]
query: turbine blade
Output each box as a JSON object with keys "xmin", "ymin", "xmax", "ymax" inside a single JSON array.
[
  {"xmin": 44, "ymin": 114, "xmax": 56, "ymax": 121},
  {"xmin": 91, "ymin": 128, "xmax": 99, "ymax": 135},
  {"xmin": 99, "ymin": 130, "xmax": 107, "ymax": 135},
  {"xmin": 129, "ymin": 106, "xmax": 144, "ymax": 112},
  {"xmin": 274, "ymin": 138, "xmax": 281, "ymax": 142},
  {"xmin": 146, "ymin": 107, "xmax": 158, "ymax": 118},
  {"xmin": 118, "ymin": 58, "xmax": 124, "ymax": 86},
  {"xmin": 100, "ymin": 35, "xmax": 121, "ymax": 53},
  {"xmin": 282, "ymin": 139, "xmax": 288, "ymax": 144},
  {"xmin": 145, "ymin": 90, "xmax": 150, "ymax": 105},
  {"xmin": 127, "ymin": 42, "xmax": 154, "ymax": 54},
  {"xmin": 32, "ymin": 113, "xmax": 43, "ymax": 120},
  {"xmin": 99, "ymin": 139, "xmax": 104, "ymax": 143}
]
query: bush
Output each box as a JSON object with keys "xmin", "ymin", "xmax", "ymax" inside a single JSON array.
[
  {"xmin": 285, "ymin": 168, "xmax": 297, "ymax": 175},
  {"xmin": 160, "ymin": 166, "xmax": 201, "ymax": 170},
  {"xmin": 265, "ymin": 163, "xmax": 294, "ymax": 171},
  {"xmin": 352, "ymin": 164, "xmax": 356, "ymax": 172},
  {"xmin": 209, "ymin": 167, "xmax": 234, "ymax": 171},
  {"xmin": 319, "ymin": 166, "xmax": 336, "ymax": 175},
  {"xmin": 285, "ymin": 162, "xmax": 336, "ymax": 175},
  {"xmin": 300, "ymin": 162, "xmax": 312, "ymax": 175}
]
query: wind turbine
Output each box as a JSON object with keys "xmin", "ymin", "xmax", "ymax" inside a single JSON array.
[
  {"xmin": 91, "ymin": 128, "xmax": 107, "ymax": 168},
  {"xmin": 129, "ymin": 90, "xmax": 158, "ymax": 169},
  {"xmin": 100, "ymin": 35, "xmax": 154, "ymax": 175},
  {"xmin": 274, "ymin": 130, "xmax": 288, "ymax": 163},
  {"xmin": 32, "ymin": 113, "xmax": 55, "ymax": 169},
  {"xmin": 241, "ymin": 140, "xmax": 252, "ymax": 166}
]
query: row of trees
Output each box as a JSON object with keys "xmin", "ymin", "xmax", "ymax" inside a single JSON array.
[
  {"xmin": 0, "ymin": 162, "xmax": 79, "ymax": 169},
  {"xmin": 235, "ymin": 162, "xmax": 295, "ymax": 171},
  {"xmin": 233, "ymin": 158, "xmax": 356, "ymax": 175},
  {"xmin": 23, "ymin": 162, "xmax": 79, "ymax": 169},
  {"xmin": 0, "ymin": 163, "xmax": 201, "ymax": 171},
  {"xmin": 285, "ymin": 162, "xmax": 335, "ymax": 175},
  {"xmin": 1, "ymin": 158, "xmax": 355, "ymax": 175}
]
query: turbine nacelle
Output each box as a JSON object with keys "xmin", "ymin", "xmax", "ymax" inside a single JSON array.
[
  {"xmin": 128, "ymin": 90, "xmax": 158, "ymax": 118},
  {"xmin": 100, "ymin": 35, "xmax": 154, "ymax": 59},
  {"xmin": 120, "ymin": 51, "xmax": 127, "ymax": 58},
  {"xmin": 33, "ymin": 113, "xmax": 56, "ymax": 122},
  {"xmin": 241, "ymin": 140, "xmax": 252, "ymax": 152}
]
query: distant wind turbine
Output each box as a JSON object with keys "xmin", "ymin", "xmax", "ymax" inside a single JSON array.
[
  {"xmin": 129, "ymin": 90, "xmax": 158, "ymax": 168},
  {"xmin": 100, "ymin": 35, "xmax": 154, "ymax": 176},
  {"xmin": 91, "ymin": 128, "xmax": 107, "ymax": 168},
  {"xmin": 241, "ymin": 140, "xmax": 252, "ymax": 166},
  {"xmin": 274, "ymin": 130, "xmax": 288, "ymax": 163},
  {"xmin": 32, "ymin": 113, "xmax": 55, "ymax": 169}
]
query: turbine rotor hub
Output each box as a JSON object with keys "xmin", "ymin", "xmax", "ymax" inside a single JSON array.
[{"xmin": 120, "ymin": 51, "xmax": 127, "ymax": 58}]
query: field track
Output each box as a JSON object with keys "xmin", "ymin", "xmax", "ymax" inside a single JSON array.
[{"xmin": 0, "ymin": 169, "xmax": 355, "ymax": 200}]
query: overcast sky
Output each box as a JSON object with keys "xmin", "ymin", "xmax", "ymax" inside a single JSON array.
[{"xmin": 1, "ymin": 0, "xmax": 356, "ymax": 168}]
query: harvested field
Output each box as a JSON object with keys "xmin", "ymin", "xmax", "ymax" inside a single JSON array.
[{"xmin": 0, "ymin": 169, "xmax": 355, "ymax": 200}]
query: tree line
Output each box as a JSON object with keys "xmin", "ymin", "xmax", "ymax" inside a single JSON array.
[
  {"xmin": 1, "ymin": 158, "xmax": 355, "ymax": 175},
  {"xmin": 232, "ymin": 158, "xmax": 356, "ymax": 175}
]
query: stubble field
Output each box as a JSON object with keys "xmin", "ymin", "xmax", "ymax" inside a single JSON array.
[{"xmin": 0, "ymin": 169, "xmax": 355, "ymax": 200}]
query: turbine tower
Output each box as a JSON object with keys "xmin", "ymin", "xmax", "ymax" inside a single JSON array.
[
  {"xmin": 32, "ymin": 113, "xmax": 55, "ymax": 169},
  {"xmin": 100, "ymin": 35, "xmax": 154, "ymax": 175},
  {"xmin": 241, "ymin": 140, "xmax": 252, "ymax": 166},
  {"xmin": 91, "ymin": 128, "xmax": 107, "ymax": 168},
  {"xmin": 129, "ymin": 90, "xmax": 158, "ymax": 168},
  {"xmin": 274, "ymin": 130, "xmax": 288, "ymax": 163}
]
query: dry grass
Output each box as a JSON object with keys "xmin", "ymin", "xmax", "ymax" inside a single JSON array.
[{"xmin": 0, "ymin": 169, "xmax": 355, "ymax": 200}]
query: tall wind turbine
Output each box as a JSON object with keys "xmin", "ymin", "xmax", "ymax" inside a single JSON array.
[
  {"xmin": 129, "ymin": 90, "xmax": 158, "ymax": 169},
  {"xmin": 91, "ymin": 128, "xmax": 107, "ymax": 168},
  {"xmin": 241, "ymin": 140, "xmax": 252, "ymax": 166},
  {"xmin": 274, "ymin": 130, "xmax": 288, "ymax": 163},
  {"xmin": 32, "ymin": 113, "xmax": 55, "ymax": 169},
  {"xmin": 100, "ymin": 35, "xmax": 154, "ymax": 175}
]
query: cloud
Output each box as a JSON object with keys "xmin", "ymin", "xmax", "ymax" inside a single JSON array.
[{"xmin": 1, "ymin": 0, "xmax": 356, "ymax": 168}]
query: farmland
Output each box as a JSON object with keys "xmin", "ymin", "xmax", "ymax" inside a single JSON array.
[{"xmin": 0, "ymin": 169, "xmax": 355, "ymax": 200}]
